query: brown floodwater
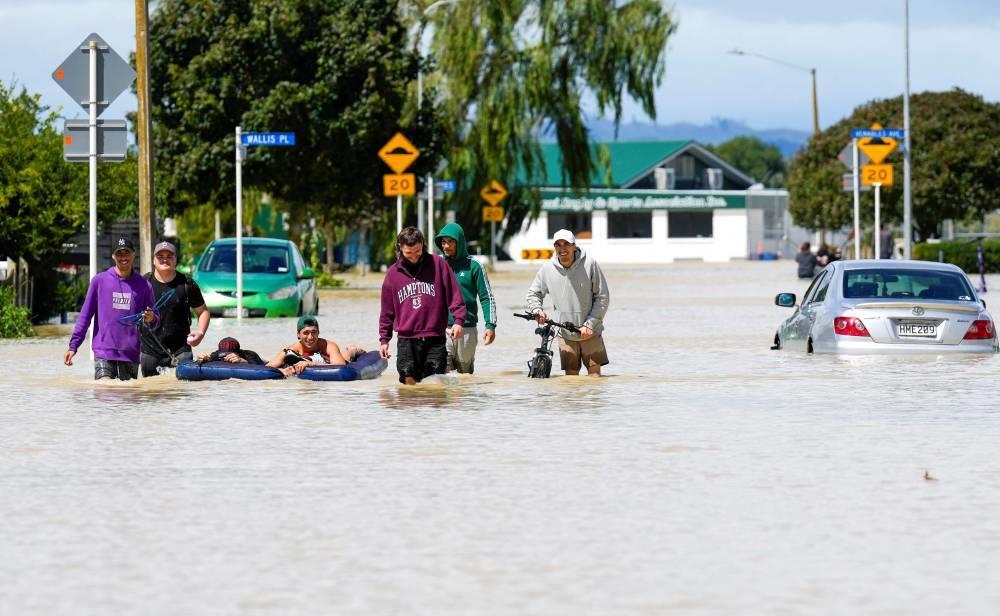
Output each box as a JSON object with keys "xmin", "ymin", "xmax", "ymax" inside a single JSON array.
[{"xmin": 2, "ymin": 260, "xmax": 999, "ymax": 614}]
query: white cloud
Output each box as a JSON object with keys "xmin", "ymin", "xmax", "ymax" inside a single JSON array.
[
  {"xmin": 620, "ymin": 3, "xmax": 1000, "ymax": 129},
  {"xmin": 3, "ymin": 0, "xmax": 998, "ymax": 132}
]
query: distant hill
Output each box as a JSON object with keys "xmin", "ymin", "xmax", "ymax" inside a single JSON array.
[{"xmin": 576, "ymin": 117, "xmax": 810, "ymax": 159}]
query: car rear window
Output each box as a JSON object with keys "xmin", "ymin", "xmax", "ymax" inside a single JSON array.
[
  {"xmin": 843, "ymin": 268, "xmax": 975, "ymax": 301},
  {"xmin": 199, "ymin": 245, "xmax": 290, "ymax": 274}
]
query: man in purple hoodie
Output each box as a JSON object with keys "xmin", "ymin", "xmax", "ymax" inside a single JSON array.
[
  {"xmin": 64, "ymin": 237, "xmax": 159, "ymax": 380},
  {"xmin": 379, "ymin": 226, "xmax": 466, "ymax": 384}
]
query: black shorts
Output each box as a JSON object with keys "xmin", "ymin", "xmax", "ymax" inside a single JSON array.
[
  {"xmin": 94, "ymin": 358, "xmax": 139, "ymax": 381},
  {"xmin": 141, "ymin": 349, "xmax": 194, "ymax": 377},
  {"xmin": 396, "ymin": 336, "xmax": 447, "ymax": 383}
]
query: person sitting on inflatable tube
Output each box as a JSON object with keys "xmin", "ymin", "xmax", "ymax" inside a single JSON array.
[
  {"xmin": 265, "ymin": 316, "xmax": 365, "ymax": 376},
  {"xmin": 198, "ymin": 336, "xmax": 267, "ymax": 366}
]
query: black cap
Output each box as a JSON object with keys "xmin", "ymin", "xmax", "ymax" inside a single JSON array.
[
  {"xmin": 112, "ymin": 237, "xmax": 136, "ymax": 253},
  {"xmin": 218, "ymin": 337, "xmax": 241, "ymax": 351}
]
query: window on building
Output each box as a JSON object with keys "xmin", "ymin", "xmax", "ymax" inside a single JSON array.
[
  {"xmin": 668, "ymin": 211, "xmax": 713, "ymax": 238},
  {"xmin": 547, "ymin": 212, "xmax": 592, "ymax": 239},
  {"xmin": 608, "ymin": 211, "xmax": 652, "ymax": 238},
  {"xmin": 675, "ymin": 155, "xmax": 695, "ymax": 179}
]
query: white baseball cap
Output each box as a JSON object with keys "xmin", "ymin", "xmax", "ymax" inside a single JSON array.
[{"xmin": 552, "ymin": 229, "xmax": 576, "ymax": 245}]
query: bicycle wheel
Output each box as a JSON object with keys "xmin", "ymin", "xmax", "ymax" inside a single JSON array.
[{"xmin": 528, "ymin": 354, "xmax": 552, "ymax": 378}]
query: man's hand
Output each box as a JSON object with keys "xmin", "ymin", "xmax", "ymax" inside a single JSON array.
[
  {"xmin": 450, "ymin": 323, "xmax": 464, "ymax": 339},
  {"xmin": 279, "ymin": 366, "xmax": 295, "ymax": 377},
  {"xmin": 292, "ymin": 361, "xmax": 310, "ymax": 374},
  {"xmin": 187, "ymin": 330, "xmax": 205, "ymax": 347},
  {"xmin": 64, "ymin": 350, "xmax": 75, "ymax": 366},
  {"xmin": 483, "ymin": 329, "xmax": 495, "ymax": 345},
  {"xmin": 142, "ymin": 307, "xmax": 155, "ymax": 324},
  {"xmin": 579, "ymin": 326, "xmax": 594, "ymax": 340},
  {"xmin": 380, "ymin": 343, "xmax": 391, "ymax": 359},
  {"xmin": 534, "ymin": 310, "xmax": 548, "ymax": 325},
  {"xmin": 223, "ymin": 353, "xmax": 247, "ymax": 364}
]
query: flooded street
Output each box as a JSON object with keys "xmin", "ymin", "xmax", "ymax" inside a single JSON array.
[{"xmin": 3, "ymin": 260, "xmax": 999, "ymax": 615}]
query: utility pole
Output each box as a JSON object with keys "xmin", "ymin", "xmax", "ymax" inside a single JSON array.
[{"xmin": 135, "ymin": 0, "xmax": 155, "ymax": 273}]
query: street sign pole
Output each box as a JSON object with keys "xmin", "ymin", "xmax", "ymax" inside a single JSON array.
[
  {"xmin": 87, "ymin": 39, "xmax": 99, "ymax": 360},
  {"xmin": 427, "ymin": 172, "xmax": 434, "ymax": 243},
  {"xmin": 88, "ymin": 39, "xmax": 98, "ymax": 284},
  {"xmin": 874, "ymin": 182, "xmax": 882, "ymax": 259},
  {"xmin": 235, "ymin": 126, "xmax": 243, "ymax": 321},
  {"xmin": 490, "ymin": 221, "xmax": 496, "ymax": 268},
  {"xmin": 852, "ymin": 139, "xmax": 861, "ymax": 259},
  {"xmin": 396, "ymin": 196, "xmax": 402, "ymax": 234}
]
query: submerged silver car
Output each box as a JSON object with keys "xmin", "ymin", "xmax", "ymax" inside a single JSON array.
[{"xmin": 772, "ymin": 260, "xmax": 998, "ymax": 354}]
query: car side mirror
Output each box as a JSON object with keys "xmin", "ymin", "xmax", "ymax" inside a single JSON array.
[
  {"xmin": 298, "ymin": 267, "xmax": 315, "ymax": 279},
  {"xmin": 982, "ymin": 299, "xmax": 987, "ymax": 309},
  {"xmin": 775, "ymin": 292, "xmax": 796, "ymax": 307}
]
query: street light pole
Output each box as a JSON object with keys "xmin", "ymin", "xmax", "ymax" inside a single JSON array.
[
  {"xmin": 416, "ymin": 0, "xmax": 459, "ymax": 245},
  {"xmin": 902, "ymin": 0, "xmax": 913, "ymax": 259},
  {"xmin": 729, "ymin": 48, "xmax": 822, "ymax": 244},
  {"xmin": 810, "ymin": 68, "xmax": 820, "ymax": 135},
  {"xmin": 728, "ymin": 49, "xmax": 819, "ymax": 139}
]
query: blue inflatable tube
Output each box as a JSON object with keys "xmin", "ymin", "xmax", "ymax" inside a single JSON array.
[
  {"xmin": 297, "ymin": 351, "xmax": 388, "ymax": 381},
  {"xmin": 175, "ymin": 351, "xmax": 388, "ymax": 382},
  {"xmin": 176, "ymin": 361, "xmax": 284, "ymax": 381}
]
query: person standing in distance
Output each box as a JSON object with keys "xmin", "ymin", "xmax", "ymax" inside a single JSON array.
[
  {"xmin": 64, "ymin": 237, "xmax": 159, "ymax": 381},
  {"xmin": 379, "ymin": 226, "xmax": 466, "ymax": 384},
  {"xmin": 525, "ymin": 229, "xmax": 610, "ymax": 377},
  {"xmin": 434, "ymin": 222, "xmax": 497, "ymax": 374},
  {"xmin": 141, "ymin": 238, "xmax": 210, "ymax": 376}
]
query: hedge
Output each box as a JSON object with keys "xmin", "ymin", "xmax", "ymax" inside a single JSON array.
[
  {"xmin": 913, "ymin": 240, "xmax": 1000, "ymax": 273},
  {"xmin": 0, "ymin": 286, "xmax": 34, "ymax": 338}
]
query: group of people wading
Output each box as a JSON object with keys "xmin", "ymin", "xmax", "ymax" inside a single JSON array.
[{"xmin": 64, "ymin": 223, "xmax": 611, "ymax": 384}]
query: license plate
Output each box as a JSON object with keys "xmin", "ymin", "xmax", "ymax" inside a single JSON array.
[
  {"xmin": 223, "ymin": 307, "xmax": 249, "ymax": 318},
  {"xmin": 897, "ymin": 321, "xmax": 937, "ymax": 337}
]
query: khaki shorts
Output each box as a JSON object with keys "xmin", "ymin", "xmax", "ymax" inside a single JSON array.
[
  {"xmin": 557, "ymin": 335, "xmax": 609, "ymax": 373},
  {"xmin": 446, "ymin": 326, "xmax": 478, "ymax": 374}
]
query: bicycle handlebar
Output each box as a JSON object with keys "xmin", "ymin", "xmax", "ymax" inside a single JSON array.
[{"xmin": 513, "ymin": 311, "xmax": 581, "ymax": 333}]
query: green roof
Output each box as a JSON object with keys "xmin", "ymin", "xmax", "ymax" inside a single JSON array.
[{"xmin": 530, "ymin": 140, "xmax": 690, "ymax": 188}]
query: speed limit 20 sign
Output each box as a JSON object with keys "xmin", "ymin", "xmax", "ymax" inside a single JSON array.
[
  {"xmin": 383, "ymin": 173, "xmax": 416, "ymax": 196},
  {"xmin": 861, "ymin": 163, "xmax": 894, "ymax": 187}
]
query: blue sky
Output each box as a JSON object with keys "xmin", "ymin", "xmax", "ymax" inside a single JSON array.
[{"xmin": 2, "ymin": 0, "xmax": 998, "ymax": 133}]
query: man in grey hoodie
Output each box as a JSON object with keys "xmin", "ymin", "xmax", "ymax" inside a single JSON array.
[{"xmin": 525, "ymin": 229, "xmax": 610, "ymax": 376}]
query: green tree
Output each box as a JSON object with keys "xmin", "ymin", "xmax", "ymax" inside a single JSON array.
[
  {"xmin": 708, "ymin": 136, "xmax": 786, "ymax": 187},
  {"xmin": 787, "ymin": 89, "xmax": 1000, "ymax": 238},
  {"xmin": 0, "ymin": 82, "xmax": 137, "ymax": 320},
  {"xmin": 148, "ymin": 0, "xmax": 438, "ymax": 246},
  {"xmin": 425, "ymin": 0, "xmax": 676, "ymax": 241}
]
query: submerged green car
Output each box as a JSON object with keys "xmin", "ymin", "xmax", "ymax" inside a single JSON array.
[{"xmin": 193, "ymin": 238, "xmax": 319, "ymax": 318}]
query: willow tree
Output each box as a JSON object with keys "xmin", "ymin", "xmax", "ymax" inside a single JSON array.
[{"xmin": 423, "ymin": 0, "xmax": 675, "ymax": 240}]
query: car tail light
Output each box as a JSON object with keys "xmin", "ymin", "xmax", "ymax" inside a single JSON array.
[
  {"xmin": 834, "ymin": 317, "xmax": 870, "ymax": 337},
  {"xmin": 964, "ymin": 319, "xmax": 995, "ymax": 340}
]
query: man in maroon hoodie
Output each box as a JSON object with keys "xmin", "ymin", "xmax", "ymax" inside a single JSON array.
[{"xmin": 379, "ymin": 227, "xmax": 466, "ymax": 384}]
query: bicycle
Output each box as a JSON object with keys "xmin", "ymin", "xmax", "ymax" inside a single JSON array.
[{"xmin": 513, "ymin": 312, "xmax": 580, "ymax": 378}]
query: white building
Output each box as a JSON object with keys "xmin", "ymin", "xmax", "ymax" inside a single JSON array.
[{"xmin": 506, "ymin": 141, "xmax": 804, "ymax": 264}]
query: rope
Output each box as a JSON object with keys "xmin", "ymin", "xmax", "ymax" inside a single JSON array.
[{"xmin": 117, "ymin": 287, "xmax": 176, "ymax": 325}]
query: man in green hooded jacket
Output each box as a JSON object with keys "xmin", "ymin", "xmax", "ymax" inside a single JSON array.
[{"xmin": 434, "ymin": 222, "xmax": 497, "ymax": 373}]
